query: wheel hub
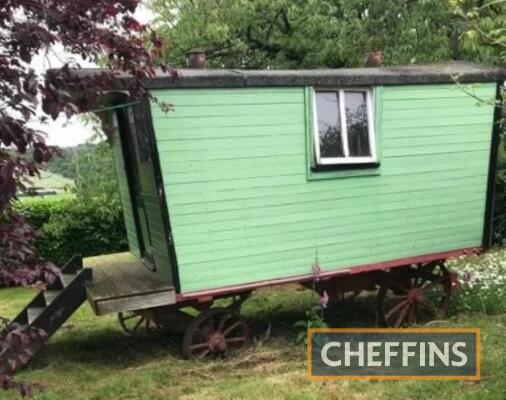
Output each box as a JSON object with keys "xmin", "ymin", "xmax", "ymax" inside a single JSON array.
[
  {"xmin": 407, "ymin": 288, "xmax": 424, "ymax": 304},
  {"xmin": 208, "ymin": 333, "xmax": 227, "ymax": 352}
]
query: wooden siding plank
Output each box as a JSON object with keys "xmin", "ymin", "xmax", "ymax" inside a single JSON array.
[
  {"xmin": 154, "ymin": 113, "xmax": 305, "ymax": 130},
  {"xmin": 154, "ymin": 103, "xmax": 303, "ymax": 119},
  {"xmin": 151, "ymin": 84, "xmax": 496, "ymax": 293},
  {"xmin": 179, "ymin": 228, "xmax": 482, "ymax": 279}
]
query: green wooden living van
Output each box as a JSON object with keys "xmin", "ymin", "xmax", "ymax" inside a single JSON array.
[
  {"xmin": 98, "ymin": 62, "xmax": 504, "ymax": 297},
  {"xmin": 3, "ymin": 62, "xmax": 504, "ymax": 368}
]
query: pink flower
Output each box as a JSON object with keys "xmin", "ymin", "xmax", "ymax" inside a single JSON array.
[{"xmin": 320, "ymin": 290, "xmax": 329, "ymax": 309}]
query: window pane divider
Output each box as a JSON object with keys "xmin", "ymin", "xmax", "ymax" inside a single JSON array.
[
  {"xmin": 311, "ymin": 88, "xmax": 322, "ymax": 163},
  {"xmin": 338, "ymin": 90, "xmax": 349, "ymax": 157},
  {"xmin": 366, "ymin": 90, "xmax": 377, "ymax": 161}
]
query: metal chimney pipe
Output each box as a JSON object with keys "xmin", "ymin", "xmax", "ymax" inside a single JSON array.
[
  {"xmin": 185, "ymin": 49, "xmax": 207, "ymax": 69},
  {"xmin": 364, "ymin": 51, "xmax": 383, "ymax": 67}
]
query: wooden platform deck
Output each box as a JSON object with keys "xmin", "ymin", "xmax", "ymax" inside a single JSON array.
[{"xmin": 85, "ymin": 252, "xmax": 176, "ymax": 315}]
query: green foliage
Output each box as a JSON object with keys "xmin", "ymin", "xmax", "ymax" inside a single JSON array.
[
  {"xmin": 39, "ymin": 199, "xmax": 128, "ymax": 265},
  {"xmin": 12, "ymin": 197, "xmax": 74, "ymax": 230},
  {"xmin": 152, "ymin": 0, "xmax": 506, "ymax": 69},
  {"xmin": 448, "ymin": 250, "xmax": 506, "ymax": 315},
  {"xmin": 451, "ymin": 0, "xmax": 506, "ymax": 65},
  {"xmin": 44, "ymin": 146, "xmax": 83, "ymax": 180},
  {"xmin": 151, "ymin": 0, "xmax": 455, "ymax": 68},
  {"xmin": 494, "ymin": 142, "xmax": 506, "ymax": 244},
  {"xmin": 293, "ymin": 304, "xmax": 328, "ymax": 343},
  {"xmin": 70, "ymin": 114, "xmax": 121, "ymax": 205},
  {"xmin": 14, "ymin": 197, "xmax": 127, "ymax": 266},
  {"xmin": 16, "ymin": 113, "xmax": 127, "ymax": 265},
  {"xmin": 72, "ymin": 141, "xmax": 121, "ymax": 206}
]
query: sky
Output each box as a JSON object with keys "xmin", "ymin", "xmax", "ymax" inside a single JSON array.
[{"xmin": 31, "ymin": 4, "xmax": 155, "ymax": 147}]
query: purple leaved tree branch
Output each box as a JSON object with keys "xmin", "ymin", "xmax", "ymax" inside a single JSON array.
[{"xmin": 0, "ymin": 0, "xmax": 174, "ymax": 395}]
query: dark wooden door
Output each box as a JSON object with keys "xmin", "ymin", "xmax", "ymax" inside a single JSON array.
[{"xmin": 117, "ymin": 106, "xmax": 156, "ymax": 269}]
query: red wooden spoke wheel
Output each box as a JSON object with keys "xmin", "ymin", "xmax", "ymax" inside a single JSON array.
[
  {"xmin": 118, "ymin": 311, "xmax": 160, "ymax": 334},
  {"xmin": 376, "ymin": 263, "xmax": 452, "ymax": 327},
  {"xmin": 182, "ymin": 308, "xmax": 250, "ymax": 359}
]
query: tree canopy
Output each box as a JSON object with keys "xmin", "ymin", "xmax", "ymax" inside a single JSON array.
[
  {"xmin": 0, "ymin": 1, "xmax": 171, "ymax": 392},
  {"xmin": 0, "ymin": 0, "xmax": 171, "ymax": 286},
  {"xmin": 151, "ymin": 0, "xmax": 505, "ymax": 69}
]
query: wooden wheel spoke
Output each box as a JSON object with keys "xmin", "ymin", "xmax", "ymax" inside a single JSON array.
[
  {"xmin": 190, "ymin": 342, "xmax": 210, "ymax": 351},
  {"xmin": 182, "ymin": 309, "xmax": 251, "ymax": 359},
  {"xmin": 133, "ymin": 316, "xmax": 145, "ymax": 331},
  {"xmin": 217, "ymin": 314, "xmax": 230, "ymax": 333},
  {"xmin": 196, "ymin": 348, "xmax": 211, "ymax": 359},
  {"xmin": 385, "ymin": 299, "xmax": 408, "ymax": 321},
  {"xmin": 408, "ymin": 305, "xmax": 416, "ymax": 324},
  {"xmin": 391, "ymin": 281, "xmax": 410, "ymax": 294},
  {"xmin": 226, "ymin": 336, "xmax": 248, "ymax": 344},
  {"xmin": 389, "ymin": 293, "xmax": 408, "ymax": 299},
  {"xmin": 118, "ymin": 311, "xmax": 162, "ymax": 334},
  {"xmin": 208, "ymin": 316, "xmax": 216, "ymax": 332},
  {"xmin": 195, "ymin": 328, "xmax": 207, "ymax": 339},
  {"xmin": 393, "ymin": 303, "xmax": 410, "ymax": 327},
  {"xmin": 223, "ymin": 321, "xmax": 241, "ymax": 336},
  {"xmin": 378, "ymin": 265, "xmax": 452, "ymax": 328},
  {"xmin": 123, "ymin": 313, "xmax": 138, "ymax": 321}
]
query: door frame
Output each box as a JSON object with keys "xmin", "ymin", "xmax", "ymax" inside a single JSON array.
[
  {"xmin": 115, "ymin": 106, "xmax": 155, "ymax": 269},
  {"xmin": 137, "ymin": 98, "xmax": 181, "ymax": 292}
]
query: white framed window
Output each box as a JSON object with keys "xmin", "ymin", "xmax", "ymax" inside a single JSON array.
[{"xmin": 312, "ymin": 88, "xmax": 376, "ymax": 166}]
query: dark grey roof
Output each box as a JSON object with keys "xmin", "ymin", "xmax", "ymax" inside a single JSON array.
[{"xmin": 62, "ymin": 62, "xmax": 505, "ymax": 90}]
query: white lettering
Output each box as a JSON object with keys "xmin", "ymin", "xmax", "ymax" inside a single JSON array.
[
  {"xmin": 321, "ymin": 342, "xmax": 341, "ymax": 367},
  {"xmin": 420, "ymin": 342, "xmax": 426, "ymax": 367},
  {"xmin": 451, "ymin": 342, "xmax": 468, "ymax": 367},
  {"xmin": 345, "ymin": 342, "xmax": 365, "ymax": 366},
  {"xmin": 402, "ymin": 342, "xmax": 417, "ymax": 367},
  {"xmin": 429, "ymin": 342, "xmax": 450, "ymax": 366},
  {"xmin": 367, "ymin": 342, "xmax": 382, "ymax": 367},
  {"xmin": 384, "ymin": 342, "xmax": 399, "ymax": 367}
]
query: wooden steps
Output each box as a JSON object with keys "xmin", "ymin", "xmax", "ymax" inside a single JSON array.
[{"xmin": 0, "ymin": 256, "xmax": 92, "ymax": 375}]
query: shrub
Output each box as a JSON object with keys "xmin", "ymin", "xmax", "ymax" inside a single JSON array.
[
  {"xmin": 448, "ymin": 250, "xmax": 506, "ymax": 315},
  {"xmin": 12, "ymin": 197, "xmax": 74, "ymax": 230},
  {"xmin": 493, "ymin": 144, "xmax": 506, "ymax": 245},
  {"xmin": 15, "ymin": 197, "xmax": 128, "ymax": 266}
]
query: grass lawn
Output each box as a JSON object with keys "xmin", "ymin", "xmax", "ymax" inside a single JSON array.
[{"xmin": 1, "ymin": 276, "xmax": 506, "ymax": 399}]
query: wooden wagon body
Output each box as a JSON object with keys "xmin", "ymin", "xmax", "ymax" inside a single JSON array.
[
  {"xmin": 2, "ymin": 62, "xmax": 504, "ymax": 369},
  {"xmin": 85, "ymin": 62, "xmax": 503, "ymax": 311}
]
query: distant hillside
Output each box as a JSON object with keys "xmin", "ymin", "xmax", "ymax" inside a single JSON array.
[
  {"xmin": 20, "ymin": 170, "xmax": 74, "ymax": 197},
  {"xmin": 46, "ymin": 143, "xmax": 98, "ymax": 179},
  {"xmin": 33, "ymin": 170, "xmax": 74, "ymax": 190}
]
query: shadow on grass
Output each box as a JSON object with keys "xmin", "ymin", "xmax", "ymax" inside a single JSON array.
[{"xmin": 30, "ymin": 285, "xmax": 380, "ymax": 371}]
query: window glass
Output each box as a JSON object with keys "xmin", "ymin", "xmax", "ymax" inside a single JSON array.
[
  {"xmin": 315, "ymin": 92, "xmax": 344, "ymax": 158},
  {"xmin": 345, "ymin": 91, "xmax": 370, "ymax": 157}
]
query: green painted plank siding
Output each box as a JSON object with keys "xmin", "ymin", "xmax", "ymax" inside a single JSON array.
[
  {"xmin": 124, "ymin": 106, "xmax": 173, "ymax": 284},
  {"xmin": 109, "ymin": 112, "xmax": 140, "ymax": 258},
  {"xmin": 151, "ymin": 84, "xmax": 496, "ymax": 293}
]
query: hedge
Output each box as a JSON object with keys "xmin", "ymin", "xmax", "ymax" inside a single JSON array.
[
  {"xmin": 495, "ymin": 156, "xmax": 506, "ymax": 245},
  {"xmin": 14, "ymin": 196, "xmax": 128, "ymax": 266},
  {"xmin": 13, "ymin": 196, "xmax": 74, "ymax": 229}
]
